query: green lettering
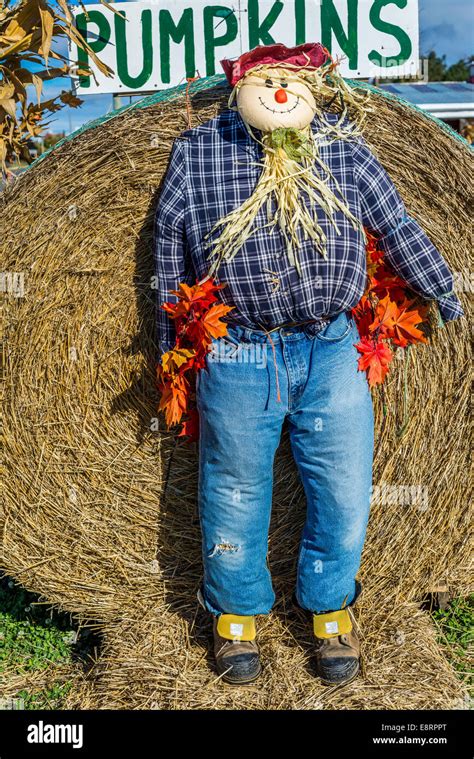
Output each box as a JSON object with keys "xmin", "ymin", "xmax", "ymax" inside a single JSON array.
[
  {"xmin": 159, "ymin": 8, "xmax": 195, "ymax": 84},
  {"xmin": 369, "ymin": 0, "xmax": 412, "ymax": 67},
  {"xmin": 75, "ymin": 10, "xmax": 111, "ymax": 89},
  {"xmin": 248, "ymin": 0, "xmax": 284, "ymax": 48},
  {"xmin": 204, "ymin": 7, "xmax": 238, "ymax": 76},
  {"xmin": 295, "ymin": 0, "xmax": 306, "ymax": 45},
  {"xmin": 115, "ymin": 9, "xmax": 153, "ymax": 90},
  {"xmin": 321, "ymin": 0, "xmax": 358, "ymax": 70}
]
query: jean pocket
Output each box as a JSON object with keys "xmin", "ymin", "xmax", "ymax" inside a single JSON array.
[
  {"xmin": 219, "ymin": 325, "xmax": 243, "ymax": 347},
  {"xmin": 207, "ymin": 326, "xmax": 246, "ymax": 364},
  {"xmin": 316, "ymin": 311, "xmax": 354, "ymax": 343}
]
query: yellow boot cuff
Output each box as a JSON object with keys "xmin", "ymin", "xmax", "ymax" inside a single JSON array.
[
  {"xmin": 313, "ymin": 608, "xmax": 352, "ymax": 638},
  {"xmin": 216, "ymin": 614, "xmax": 256, "ymax": 640}
]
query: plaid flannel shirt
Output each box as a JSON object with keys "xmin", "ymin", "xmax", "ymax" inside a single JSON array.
[{"xmin": 153, "ymin": 108, "xmax": 464, "ymax": 357}]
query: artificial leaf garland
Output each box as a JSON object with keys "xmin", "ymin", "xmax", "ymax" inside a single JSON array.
[
  {"xmin": 157, "ymin": 229, "xmax": 437, "ymax": 441},
  {"xmin": 156, "ymin": 279, "xmax": 234, "ymax": 442},
  {"xmin": 350, "ymin": 229, "xmax": 431, "ymax": 389}
]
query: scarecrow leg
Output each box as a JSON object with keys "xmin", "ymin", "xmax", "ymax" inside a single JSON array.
[
  {"xmin": 287, "ymin": 316, "xmax": 375, "ymax": 614},
  {"xmin": 195, "ymin": 336, "xmax": 287, "ymax": 616}
]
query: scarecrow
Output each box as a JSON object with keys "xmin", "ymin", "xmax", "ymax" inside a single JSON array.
[{"xmin": 154, "ymin": 42, "xmax": 464, "ymax": 686}]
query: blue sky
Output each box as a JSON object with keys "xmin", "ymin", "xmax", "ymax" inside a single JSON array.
[{"xmin": 40, "ymin": 0, "xmax": 474, "ymax": 135}]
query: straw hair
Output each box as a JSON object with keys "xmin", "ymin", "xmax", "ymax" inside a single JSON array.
[
  {"xmin": 228, "ymin": 53, "xmax": 375, "ymax": 129},
  {"xmin": 1, "ymin": 80, "xmax": 471, "ymax": 709},
  {"xmin": 205, "ymin": 59, "xmax": 374, "ymax": 275}
]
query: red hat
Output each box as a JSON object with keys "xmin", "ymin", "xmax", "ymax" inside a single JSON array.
[{"xmin": 221, "ymin": 42, "xmax": 329, "ymax": 88}]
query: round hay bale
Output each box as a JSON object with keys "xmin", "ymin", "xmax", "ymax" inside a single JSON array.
[{"xmin": 2, "ymin": 75, "xmax": 472, "ymax": 709}]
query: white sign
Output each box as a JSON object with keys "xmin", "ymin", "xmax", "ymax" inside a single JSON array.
[{"xmin": 69, "ymin": 0, "xmax": 420, "ymax": 96}]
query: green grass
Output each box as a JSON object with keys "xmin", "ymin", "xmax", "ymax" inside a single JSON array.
[
  {"xmin": 431, "ymin": 594, "xmax": 473, "ymax": 698},
  {"xmin": 0, "ymin": 574, "xmax": 101, "ymax": 710},
  {"xmin": 13, "ymin": 683, "xmax": 75, "ymax": 711},
  {"xmin": 0, "ymin": 611, "xmax": 74, "ymax": 672}
]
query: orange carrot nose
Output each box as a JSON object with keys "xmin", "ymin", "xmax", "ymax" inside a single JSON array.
[{"xmin": 274, "ymin": 89, "xmax": 288, "ymax": 104}]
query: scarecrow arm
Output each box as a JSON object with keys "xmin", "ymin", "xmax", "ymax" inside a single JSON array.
[
  {"xmin": 351, "ymin": 136, "xmax": 464, "ymax": 323},
  {"xmin": 153, "ymin": 139, "xmax": 195, "ymax": 357}
]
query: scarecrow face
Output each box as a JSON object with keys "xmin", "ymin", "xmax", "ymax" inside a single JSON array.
[{"xmin": 236, "ymin": 69, "xmax": 317, "ymax": 132}]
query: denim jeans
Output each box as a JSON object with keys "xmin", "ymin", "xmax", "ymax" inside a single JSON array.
[{"xmin": 195, "ymin": 309, "xmax": 374, "ymax": 616}]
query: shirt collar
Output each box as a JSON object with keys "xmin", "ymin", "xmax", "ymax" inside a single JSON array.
[{"xmin": 231, "ymin": 108, "xmax": 327, "ymax": 149}]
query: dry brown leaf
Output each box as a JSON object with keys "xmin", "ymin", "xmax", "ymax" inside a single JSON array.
[
  {"xmin": 1, "ymin": 0, "xmax": 115, "ymax": 169},
  {"xmin": 38, "ymin": 2, "xmax": 54, "ymax": 67}
]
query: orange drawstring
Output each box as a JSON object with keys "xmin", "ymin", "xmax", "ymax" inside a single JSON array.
[
  {"xmin": 256, "ymin": 318, "xmax": 324, "ymax": 405},
  {"xmin": 257, "ymin": 322, "xmax": 281, "ymax": 403}
]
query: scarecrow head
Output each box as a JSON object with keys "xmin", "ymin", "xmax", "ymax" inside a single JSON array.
[
  {"xmin": 222, "ymin": 44, "xmax": 327, "ymax": 132},
  {"xmin": 204, "ymin": 43, "xmax": 374, "ymax": 276},
  {"xmin": 221, "ymin": 42, "xmax": 369, "ymax": 134}
]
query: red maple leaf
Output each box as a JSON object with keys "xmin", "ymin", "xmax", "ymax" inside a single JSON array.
[
  {"xmin": 177, "ymin": 407, "xmax": 200, "ymax": 442},
  {"xmin": 371, "ymin": 264, "xmax": 409, "ymax": 303},
  {"xmin": 355, "ymin": 336, "xmax": 393, "ymax": 387},
  {"xmin": 352, "ymin": 294, "xmax": 375, "ymax": 338}
]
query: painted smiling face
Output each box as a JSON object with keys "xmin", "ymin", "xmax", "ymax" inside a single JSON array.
[{"xmin": 236, "ymin": 68, "xmax": 317, "ymax": 132}]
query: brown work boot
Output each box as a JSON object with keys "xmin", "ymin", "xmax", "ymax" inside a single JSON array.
[
  {"xmin": 312, "ymin": 605, "xmax": 361, "ymax": 686},
  {"xmin": 212, "ymin": 613, "xmax": 262, "ymax": 684},
  {"xmin": 197, "ymin": 585, "xmax": 262, "ymax": 684}
]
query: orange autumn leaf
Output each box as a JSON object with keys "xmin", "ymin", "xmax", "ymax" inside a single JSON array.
[
  {"xmin": 368, "ymin": 294, "xmax": 399, "ymax": 334},
  {"xmin": 167, "ymin": 279, "xmax": 226, "ymax": 309},
  {"xmin": 156, "ymin": 277, "xmax": 235, "ymax": 441},
  {"xmin": 168, "ymin": 281, "xmax": 208, "ymax": 304},
  {"xmin": 197, "ymin": 277, "xmax": 228, "ymax": 302},
  {"xmin": 387, "ymin": 306, "xmax": 428, "ymax": 348},
  {"xmin": 161, "ymin": 283, "xmax": 208, "ymax": 319},
  {"xmin": 158, "ymin": 374, "xmax": 189, "ymax": 427},
  {"xmin": 162, "ymin": 279, "xmax": 231, "ymax": 324},
  {"xmin": 160, "ymin": 347, "xmax": 195, "ymax": 375},
  {"xmin": 201, "ymin": 302, "xmax": 235, "ymax": 340},
  {"xmin": 355, "ymin": 336, "xmax": 393, "ymax": 387},
  {"xmin": 161, "ymin": 300, "xmax": 189, "ymax": 319},
  {"xmin": 395, "ymin": 296, "xmax": 430, "ymax": 323}
]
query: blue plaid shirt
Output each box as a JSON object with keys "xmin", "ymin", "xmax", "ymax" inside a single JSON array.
[{"xmin": 154, "ymin": 108, "xmax": 464, "ymax": 356}]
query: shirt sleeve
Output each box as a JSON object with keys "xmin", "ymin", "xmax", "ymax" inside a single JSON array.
[
  {"xmin": 153, "ymin": 137, "xmax": 195, "ymax": 358},
  {"xmin": 350, "ymin": 134, "xmax": 464, "ymax": 324}
]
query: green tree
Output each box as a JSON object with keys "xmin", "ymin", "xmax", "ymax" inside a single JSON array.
[
  {"xmin": 424, "ymin": 50, "xmax": 447, "ymax": 81},
  {"xmin": 444, "ymin": 55, "xmax": 472, "ymax": 82},
  {"xmin": 422, "ymin": 50, "xmax": 473, "ymax": 82}
]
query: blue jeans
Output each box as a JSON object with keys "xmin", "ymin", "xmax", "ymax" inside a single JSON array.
[{"xmin": 195, "ymin": 309, "xmax": 374, "ymax": 616}]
